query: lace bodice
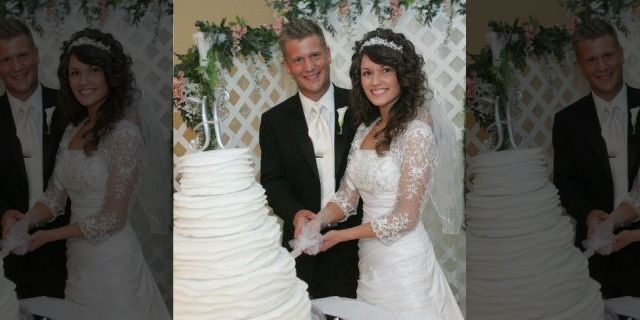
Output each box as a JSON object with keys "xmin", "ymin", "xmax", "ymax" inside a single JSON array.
[
  {"xmin": 40, "ymin": 119, "xmax": 143, "ymax": 244},
  {"xmin": 331, "ymin": 119, "xmax": 436, "ymax": 245}
]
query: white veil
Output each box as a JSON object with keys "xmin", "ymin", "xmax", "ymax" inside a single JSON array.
[
  {"xmin": 422, "ymin": 96, "xmax": 464, "ymax": 235},
  {"xmin": 130, "ymin": 100, "xmax": 172, "ymax": 236}
]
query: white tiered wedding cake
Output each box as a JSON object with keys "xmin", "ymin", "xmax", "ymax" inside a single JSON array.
[
  {"xmin": 173, "ymin": 148, "xmax": 311, "ymax": 319},
  {"xmin": 0, "ymin": 258, "xmax": 19, "ymax": 319},
  {"xmin": 466, "ymin": 148, "xmax": 603, "ymax": 319}
]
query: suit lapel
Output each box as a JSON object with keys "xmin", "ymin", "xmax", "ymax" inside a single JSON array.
[
  {"xmin": 333, "ymin": 87, "xmax": 351, "ymax": 182},
  {"xmin": 41, "ymin": 86, "xmax": 58, "ymax": 185},
  {"xmin": 0, "ymin": 94, "xmax": 28, "ymax": 180},
  {"xmin": 580, "ymin": 96, "xmax": 611, "ymax": 176},
  {"xmin": 627, "ymin": 86, "xmax": 640, "ymax": 188},
  {"xmin": 287, "ymin": 94, "xmax": 319, "ymax": 178}
]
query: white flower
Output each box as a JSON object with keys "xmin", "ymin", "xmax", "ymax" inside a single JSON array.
[
  {"xmin": 631, "ymin": 106, "xmax": 640, "ymax": 134},
  {"xmin": 192, "ymin": 32, "xmax": 214, "ymax": 67},
  {"xmin": 337, "ymin": 106, "xmax": 348, "ymax": 134},
  {"xmin": 45, "ymin": 106, "xmax": 55, "ymax": 135}
]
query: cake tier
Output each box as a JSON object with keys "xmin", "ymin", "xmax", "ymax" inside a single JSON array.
[
  {"xmin": 174, "ymin": 183, "xmax": 271, "ymax": 238},
  {"xmin": 173, "ymin": 148, "xmax": 311, "ymax": 320},
  {"xmin": 0, "ymin": 260, "xmax": 19, "ymax": 320},
  {"xmin": 174, "ymin": 148, "xmax": 255, "ymax": 196}
]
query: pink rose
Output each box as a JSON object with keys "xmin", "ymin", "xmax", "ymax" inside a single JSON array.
[
  {"xmin": 564, "ymin": 16, "xmax": 577, "ymax": 35},
  {"xmin": 273, "ymin": 16, "xmax": 284, "ymax": 35},
  {"xmin": 173, "ymin": 75, "xmax": 185, "ymax": 108},
  {"xmin": 230, "ymin": 24, "xmax": 247, "ymax": 53},
  {"xmin": 390, "ymin": 0, "xmax": 402, "ymax": 25}
]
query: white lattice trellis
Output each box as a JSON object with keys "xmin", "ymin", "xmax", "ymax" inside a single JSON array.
[
  {"xmin": 1, "ymin": 7, "xmax": 173, "ymax": 310},
  {"xmin": 173, "ymin": 3, "xmax": 466, "ymax": 312}
]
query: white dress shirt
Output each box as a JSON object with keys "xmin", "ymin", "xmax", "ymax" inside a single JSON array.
[
  {"xmin": 300, "ymin": 84, "xmax": 336, "ymax": 208},
  {"xmin": 594, "ymin": 85, "xmax": 628, "ymax": 208},
  {"xmin": 8, "ymin": 84, "xmax": 44, "ymax": 209}
]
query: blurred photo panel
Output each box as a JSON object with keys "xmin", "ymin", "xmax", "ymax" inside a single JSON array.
[
  {"xmin": 467, "ymin": 0, "xmax": 640, "ymax": 318},
  {"xmin": 0, "ymin": 1, "xmax": 173, "ymax": 319}
]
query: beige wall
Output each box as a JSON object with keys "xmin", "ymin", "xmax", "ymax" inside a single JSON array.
[
  {"xmin": 173, "ymin": 0, "xmax": 276, "ymax": 64},
  {"xmin": 467, "ymin": 0, "xmax": 570, "ymax": 54}
]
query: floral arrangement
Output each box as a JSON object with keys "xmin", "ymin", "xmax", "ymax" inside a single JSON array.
[
  {"xmin": 268, "ymin": 0, "xmax": 465, "ymax": 35},
  {"xmin": 467, "ymin": 0, "xmax": 640, "ymax": 131},
  {"xmin": 173, "ymin": 18, "xmax": 279, "ymax": 147},
  {"xmin": 466, "ymin": 18, "xmax": 571, "ymax": 129},
  {"xmin": 2, "ymin": 0, "xmax": 172, "ymax": 34}
]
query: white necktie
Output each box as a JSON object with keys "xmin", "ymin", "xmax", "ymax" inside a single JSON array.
[
  {"xmin": 19, "ymin": 105, "xmax": 39, "ymax": 159},
  {"xmin": 605, "ymin": 105, "xmax": 625, "ymax": 159},
  {"xmin": 605, "ymin": 105, "xmax": 628, "ymax": 208},
  {"xmin": 308, "ymin": 103, "xmax": 331, "ymax": 158},
  {"xmin": 308, "ymin": 103, "xmax": 335, "ymax": 208},
  {"xmin": 19, "ymin": 105, "xmax": 43, "ymax": 209}
]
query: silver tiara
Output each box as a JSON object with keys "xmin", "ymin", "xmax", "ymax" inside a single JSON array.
[
  {"xmin": 69, "ymin": 37, "xmax": 110, "ymax": 53},
  {"xmin": 360, "ymin": 37, "xmax": 403, "ymax": 53}
]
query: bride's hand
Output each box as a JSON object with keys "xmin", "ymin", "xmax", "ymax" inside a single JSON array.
[
  {"xmin": 320, "ymin": 230, "xmax": 346, "ymax": 252},
  {"xmin": 1, "ymin": 210, "xmax": 25, "ymax": 239},
  {"xmin": 28, "ymin": 230, "xmax": 54, "ymax": 252},
  {"xmin": 613, "ymin": 230, "xmax": 640, "ymax": 252}
]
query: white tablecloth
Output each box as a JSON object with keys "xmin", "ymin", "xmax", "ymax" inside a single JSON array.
[
  {"xmin": 20, "ymin": 297, "xmax": 96, "ymax": 320},
  {"xmin": 606, "ymin": 296, "xmax": 640, "ymax": 318},
  {"xmin": 312, "ymin": 296, "xmax": 400, "ymax": 320}
]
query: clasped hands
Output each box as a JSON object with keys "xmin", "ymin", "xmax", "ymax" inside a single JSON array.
[
  {"xmin": 585, "ymin": 209, "xmax": 635, "ymax": 255},
  {"xmin": 1, "ymin": 210, "xmax": 50, "ymax": 256},
  {"xmin": 289, "ymin": 210, "xmax": 344, "ymax": 256}
]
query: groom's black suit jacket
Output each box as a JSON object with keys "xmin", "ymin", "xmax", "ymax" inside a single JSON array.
[
  {"xmin": 0, "ymin": 86, "xmax": 69, "ymax": 298},
  {"xmin": 260, "ymin": 86, "xmax": 361, "ymax": 298},
  {"xmin": 553, "ymin": 85, "xmax": 640, "ymax": 298}
]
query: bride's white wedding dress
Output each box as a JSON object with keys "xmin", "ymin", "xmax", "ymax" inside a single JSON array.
[
  {"xmin": 40, "ymin": 118, "xmax": 170, "ymax": 319},
  {"xmin": 332, "ymin": 119, "xmax": 463, "ymax": 320}
]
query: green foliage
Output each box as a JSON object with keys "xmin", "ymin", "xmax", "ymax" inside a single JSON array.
[{"xmin": 0, "ymin": 0, "xmax": 172, "ymax": 34}]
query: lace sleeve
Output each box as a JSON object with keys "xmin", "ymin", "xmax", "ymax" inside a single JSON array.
[
  {"xmin": 332, "ymin": 175, "xmax": 360, "ymax": 222},
  {"xmin": 39, "ymin": 125, "xmax": 74, "ymax": 216},
  {"xmin": 624, "ymin": 172, "xmax": 640, "ymax": 221},
  {"xmin": 371, "ymin": 122, "xmax": 436, "ymax": 245},
  {"xmin": 40, "ymin": 168, "xmax": 68, "ymax": 217},
  {"xmin": 79, "ymin": 121, "xmax": 143, "ymax": 244},
  {"xmin": 329, "ymin": 125, "xmax": 364, "ymax": 221}
]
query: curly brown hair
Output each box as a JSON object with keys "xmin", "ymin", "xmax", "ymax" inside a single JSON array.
[
  {"xmin": 57, "ymin": 28, "xmax": 137, "ymax": 155},
  {"xmin": 349, "ymin": 28, "xmax": 427, "ymax": 155}
]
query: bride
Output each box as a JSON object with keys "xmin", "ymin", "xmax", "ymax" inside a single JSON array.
[
  {"xmin": 3, "ymin": 29, "xmax": 170, "ymax": 319},
  {"xmin": 297, "ymin": 28, "xmax": 464, "ymax": 320}
]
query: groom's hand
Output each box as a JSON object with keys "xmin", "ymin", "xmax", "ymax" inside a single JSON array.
[
  {"xmin": 586, "ymin": 210, "xmax": 609, "ymax": 239},
  {"xmin": 293, "ymin": 210, "xmax": 316, "ymax": 239},
  {"xmin": 1, "ymin": 210, "xmax": 25, "ymax": 239}
]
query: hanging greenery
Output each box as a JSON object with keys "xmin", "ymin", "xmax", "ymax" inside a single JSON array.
[
  {"xmin": 563, "ymin": 0, "xmax": 640, "ymax": 35},
  {"xmin": 1, "ymin": 0, "xmax": 173, "ymax": 34},
  {"xmin": 268, "ymin": 0, "xmax": 465, "ymax": 35}
]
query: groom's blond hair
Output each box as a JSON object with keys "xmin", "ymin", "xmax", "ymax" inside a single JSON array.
[
  {"xmin": 572, "ymin": 18, "xmax": 621, "ymax": 57},
  {"xmin": 278, "ymin": 18, "xmax": 327, "ymax": 59}
]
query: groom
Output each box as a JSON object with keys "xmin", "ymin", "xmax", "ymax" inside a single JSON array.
[
  {"xmin": 0, "ymin": 17, "xmax": 69, "ymax": 298},
  {"xmin": 552, "ymin": 18, "xmax": 640, "ymax": 298},
  {"xmin": 259, "ymin": 18, "xmax": 360, "ymax": 298}
]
